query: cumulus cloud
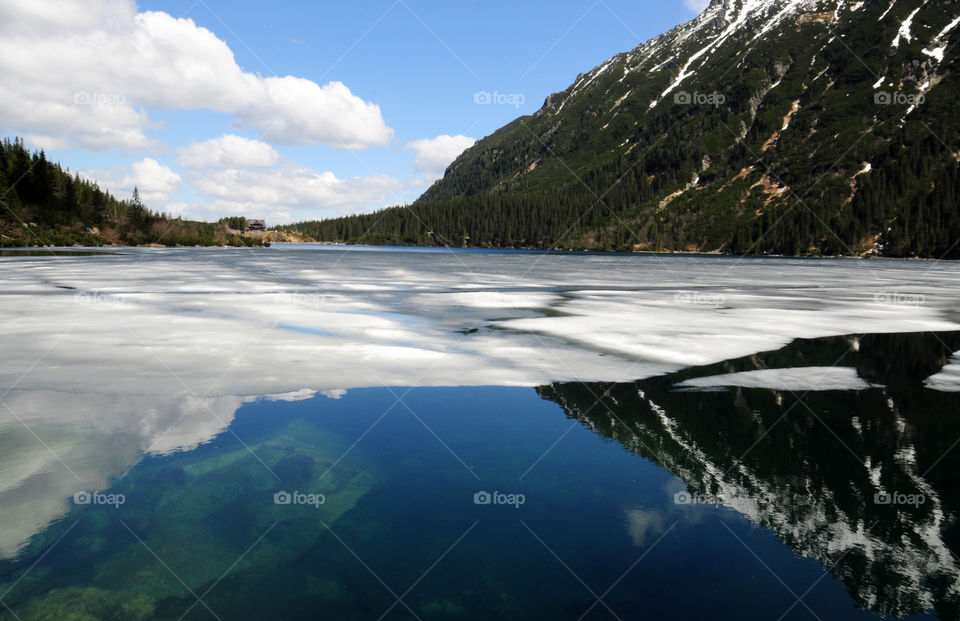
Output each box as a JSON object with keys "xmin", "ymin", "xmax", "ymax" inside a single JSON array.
[
  {"xmin": 683, "ymin": 0, "xmax": 710, "ymax": 13},
  {"xmin": 177, "ymin": 135, "xmax": 279, "ymax": 169},
  {"xmin": 0, "ymin": 0, "xmax": 393, "ymax": 151},
  {"xmin": 406, "ymin": 134, "xmax": 476, "ymax": 180},
  {"xmin": 176, "ymin": 199, "xmax": 293, "ymax": 226},
  {"xmin": 83, "ymin": 157, "xmax": 181, "ymax": 206},
  {"xmin": 81, "ymin": 129, "xmax": 411, "ymax": 223},
  {"xmin": 128, "ymin": 158, "xmax": 182, "ymax": 198},
  {"xmin": 237, "ymin": 78, "xmax": 394, "ymax": 148},
  {"xmin": 86, "ymin": 159, "xmax": 404, "ymax": 223},
  {"xmin": 187, "ymin": 165, "xmax": 404, "ymax": 214}
]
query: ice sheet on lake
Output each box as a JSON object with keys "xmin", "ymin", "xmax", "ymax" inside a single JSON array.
[
  {"xmin": 926, "ymin": 352, "xmax": 960, "ymax": 392},
  {"xmin": 5, "ymin": 248, "xmax": 957, "ymax": 397},
  {"xmin": 1, "ymin": 246, "xmax": 959, "ymax": 558},
  {"xmin": 675, "ymin": 366, "xmax": 879, "ymax": 391}
]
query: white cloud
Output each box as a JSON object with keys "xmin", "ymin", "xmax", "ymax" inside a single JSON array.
[
  {"xmin": 405, "ymin": 134, "xmax": 476, "ymax": 180},
  {"xmin": 0, "ymin": 0, "xmax": 393, "ymax": 151},
  {"xmin": 127, "ymin": 158, "xmax": 182, "ymax": 200},
  {"xmin": 177, "ymin": 199, "xmax": 293, "ymax": 226},
  {"xmin": 83, "ymin": 157, "xmax": 181, "ymax": 206},
  {"xmin": 81, "ymin": 129, "xmax": 411, "ymax": 223},
  {"xmin": 181, "ymin": 164, "xmax": 405, "ymax": 223},
  {"xmin": 191, "ymin": 166, "xmax": 403, "ymax": 208},
  {"xmin": 177, "ymin": 135, "xmax": 279, "ymax": 169},
  {"xmin": 162, "ymin": 201, "xmax": 191, "ymax": 218},
  {"xmin": 21, "ymin": 135, "xmax": 71, "ymax": 152},
  {"xmin": 236, "ymin": 78, "xmax": 393, "ymax": 148},
  {"xmin": 683, "ymin": 0, "xmax": 710, "ymax": 13}
]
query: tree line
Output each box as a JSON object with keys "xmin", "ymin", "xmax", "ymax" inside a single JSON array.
[{"xmin": 0, "ymin": 137, "xmax": 264, "ymax": 247}]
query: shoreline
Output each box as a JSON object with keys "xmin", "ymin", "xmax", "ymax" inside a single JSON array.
[{"xmin": 1, "ymin": 242, "xmax": 951, "ymax": 262}]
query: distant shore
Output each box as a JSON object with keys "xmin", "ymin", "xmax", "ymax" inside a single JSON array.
[{"xmin": 3, "ymin": 235, "xmax": 947, "ymax": 260}]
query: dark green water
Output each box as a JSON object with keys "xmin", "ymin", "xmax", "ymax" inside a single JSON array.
[{"xmin": 1, "ymin": 332, "xmax": 959, "ymax": 619}]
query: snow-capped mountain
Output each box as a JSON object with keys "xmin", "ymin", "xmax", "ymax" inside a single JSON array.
[{"xmin": 413, "ymin": 0, "xmax": 959, "ymax": 256}]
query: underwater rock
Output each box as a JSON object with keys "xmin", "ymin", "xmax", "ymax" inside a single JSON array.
[
  {"xmin": 304, "ymin": 576, "xmax": 345, "ymax": 601},
  {"xmin": 11, "ymin": 586, "xmax": 153, "ymax": 621},
  {"xmin": 87, "ymin": 418, "xmax": 378, "ymax": 607},
  {"xmin": 421, "ymin": 598, "xmax": 469, "ymax": 617}
]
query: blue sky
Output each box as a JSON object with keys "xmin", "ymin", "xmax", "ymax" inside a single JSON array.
[{"xmin": 0, "ymin": 0, "xmax": 703, "ymax": 223}]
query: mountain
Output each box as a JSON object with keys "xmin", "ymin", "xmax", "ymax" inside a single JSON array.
[{"xmin": 287, "ymin": 0, "xmax": 960, "ymax": 257}]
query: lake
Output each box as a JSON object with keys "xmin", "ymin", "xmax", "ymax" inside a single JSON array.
[{"xmin": 1, "ymin": 245, "xmax": 959, "ymax": 619}]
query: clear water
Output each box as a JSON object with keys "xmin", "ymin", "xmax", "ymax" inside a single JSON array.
[
  {"xmin": 1, "ymin": 331, "xmax": 958, "ymax": 619},
  {"xmin": 2, "ymin": 247, "xmax": 960, "ymax": 619}
]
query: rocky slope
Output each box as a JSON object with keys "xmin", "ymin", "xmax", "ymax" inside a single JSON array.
[{"xmin": 408, "ymin": 0, "xmax": 959, "ymax": 255}]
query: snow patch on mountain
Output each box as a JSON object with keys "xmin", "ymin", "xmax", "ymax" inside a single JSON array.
[
  {"xmin": 651, "ymin": 0, "xmax": 765, "ymax": 107},
  {"xmin": 922, "ymin": 14, "xmax": 960, "ymax": 62},
  {"xmin": 879, "ymin": 0, "xmax": 898, "ymax": 20},
  {"xmin": 834, "ymin": 0, "xmax": 845, "ymax": 21},
  {"xmin": 649, "ymin": 0, "xmax": 813, "ymax": 109},
  {"xmin": 892, "ymin": 5, "xmax": 923, "ymax": 47}
]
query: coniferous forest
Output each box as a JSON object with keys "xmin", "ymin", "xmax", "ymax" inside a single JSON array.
[
  {"xmin": 280, "ymin": 0, "xmax": 960, "ymax": 258},
  {"xmin": 0, "ymin": 138, "xmax": 265, "ymax": 247},
  {"xmin": 277, "ymin": 139, "xmax": 960, "ymax": 258}
]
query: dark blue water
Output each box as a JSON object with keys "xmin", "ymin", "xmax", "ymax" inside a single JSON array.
[{"xmin": 2, "ymin": 332, "xmax": 958, "ymax": 620}]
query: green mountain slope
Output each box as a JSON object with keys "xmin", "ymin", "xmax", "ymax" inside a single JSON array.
[{"xmin": 288, "ymin": 0, "xmax": 960, "ymax": 257}]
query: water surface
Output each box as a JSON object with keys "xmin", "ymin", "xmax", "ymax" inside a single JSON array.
[{"xmin": 1, "ymin": 247, "xmax": 959, "ymax": 619}]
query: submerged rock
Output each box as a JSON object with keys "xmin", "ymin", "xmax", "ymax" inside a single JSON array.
[
  {"xmin": 11, "ymin": 586, "xmax": 153, "ymax": 621},
  {"xmin": 10, "ymin": 417, "xmax": 378, "ymax": 618}
]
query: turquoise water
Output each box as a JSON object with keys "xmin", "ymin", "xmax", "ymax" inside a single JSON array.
[{"xmin": 2, "ymin": 331, "xmax": 959, "ymax": 619}]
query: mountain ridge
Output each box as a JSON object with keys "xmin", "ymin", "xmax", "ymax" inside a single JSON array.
[{"xmin": 283, "ymin": 0, "xmax": 960, "ymax": 258}]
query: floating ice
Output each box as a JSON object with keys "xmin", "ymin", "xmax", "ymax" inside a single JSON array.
[
  {"xmin": 926, "ymin": 352, "xmax": 960, "ymax": 392},
  {"xmin": 675, "ymin": 366, "xmax": 879, "ymax": 391}
]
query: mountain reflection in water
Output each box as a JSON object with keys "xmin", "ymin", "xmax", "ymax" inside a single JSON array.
[{"xmin": 539, "ymin": 331, "xmax": 960, "ymax": 619}]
